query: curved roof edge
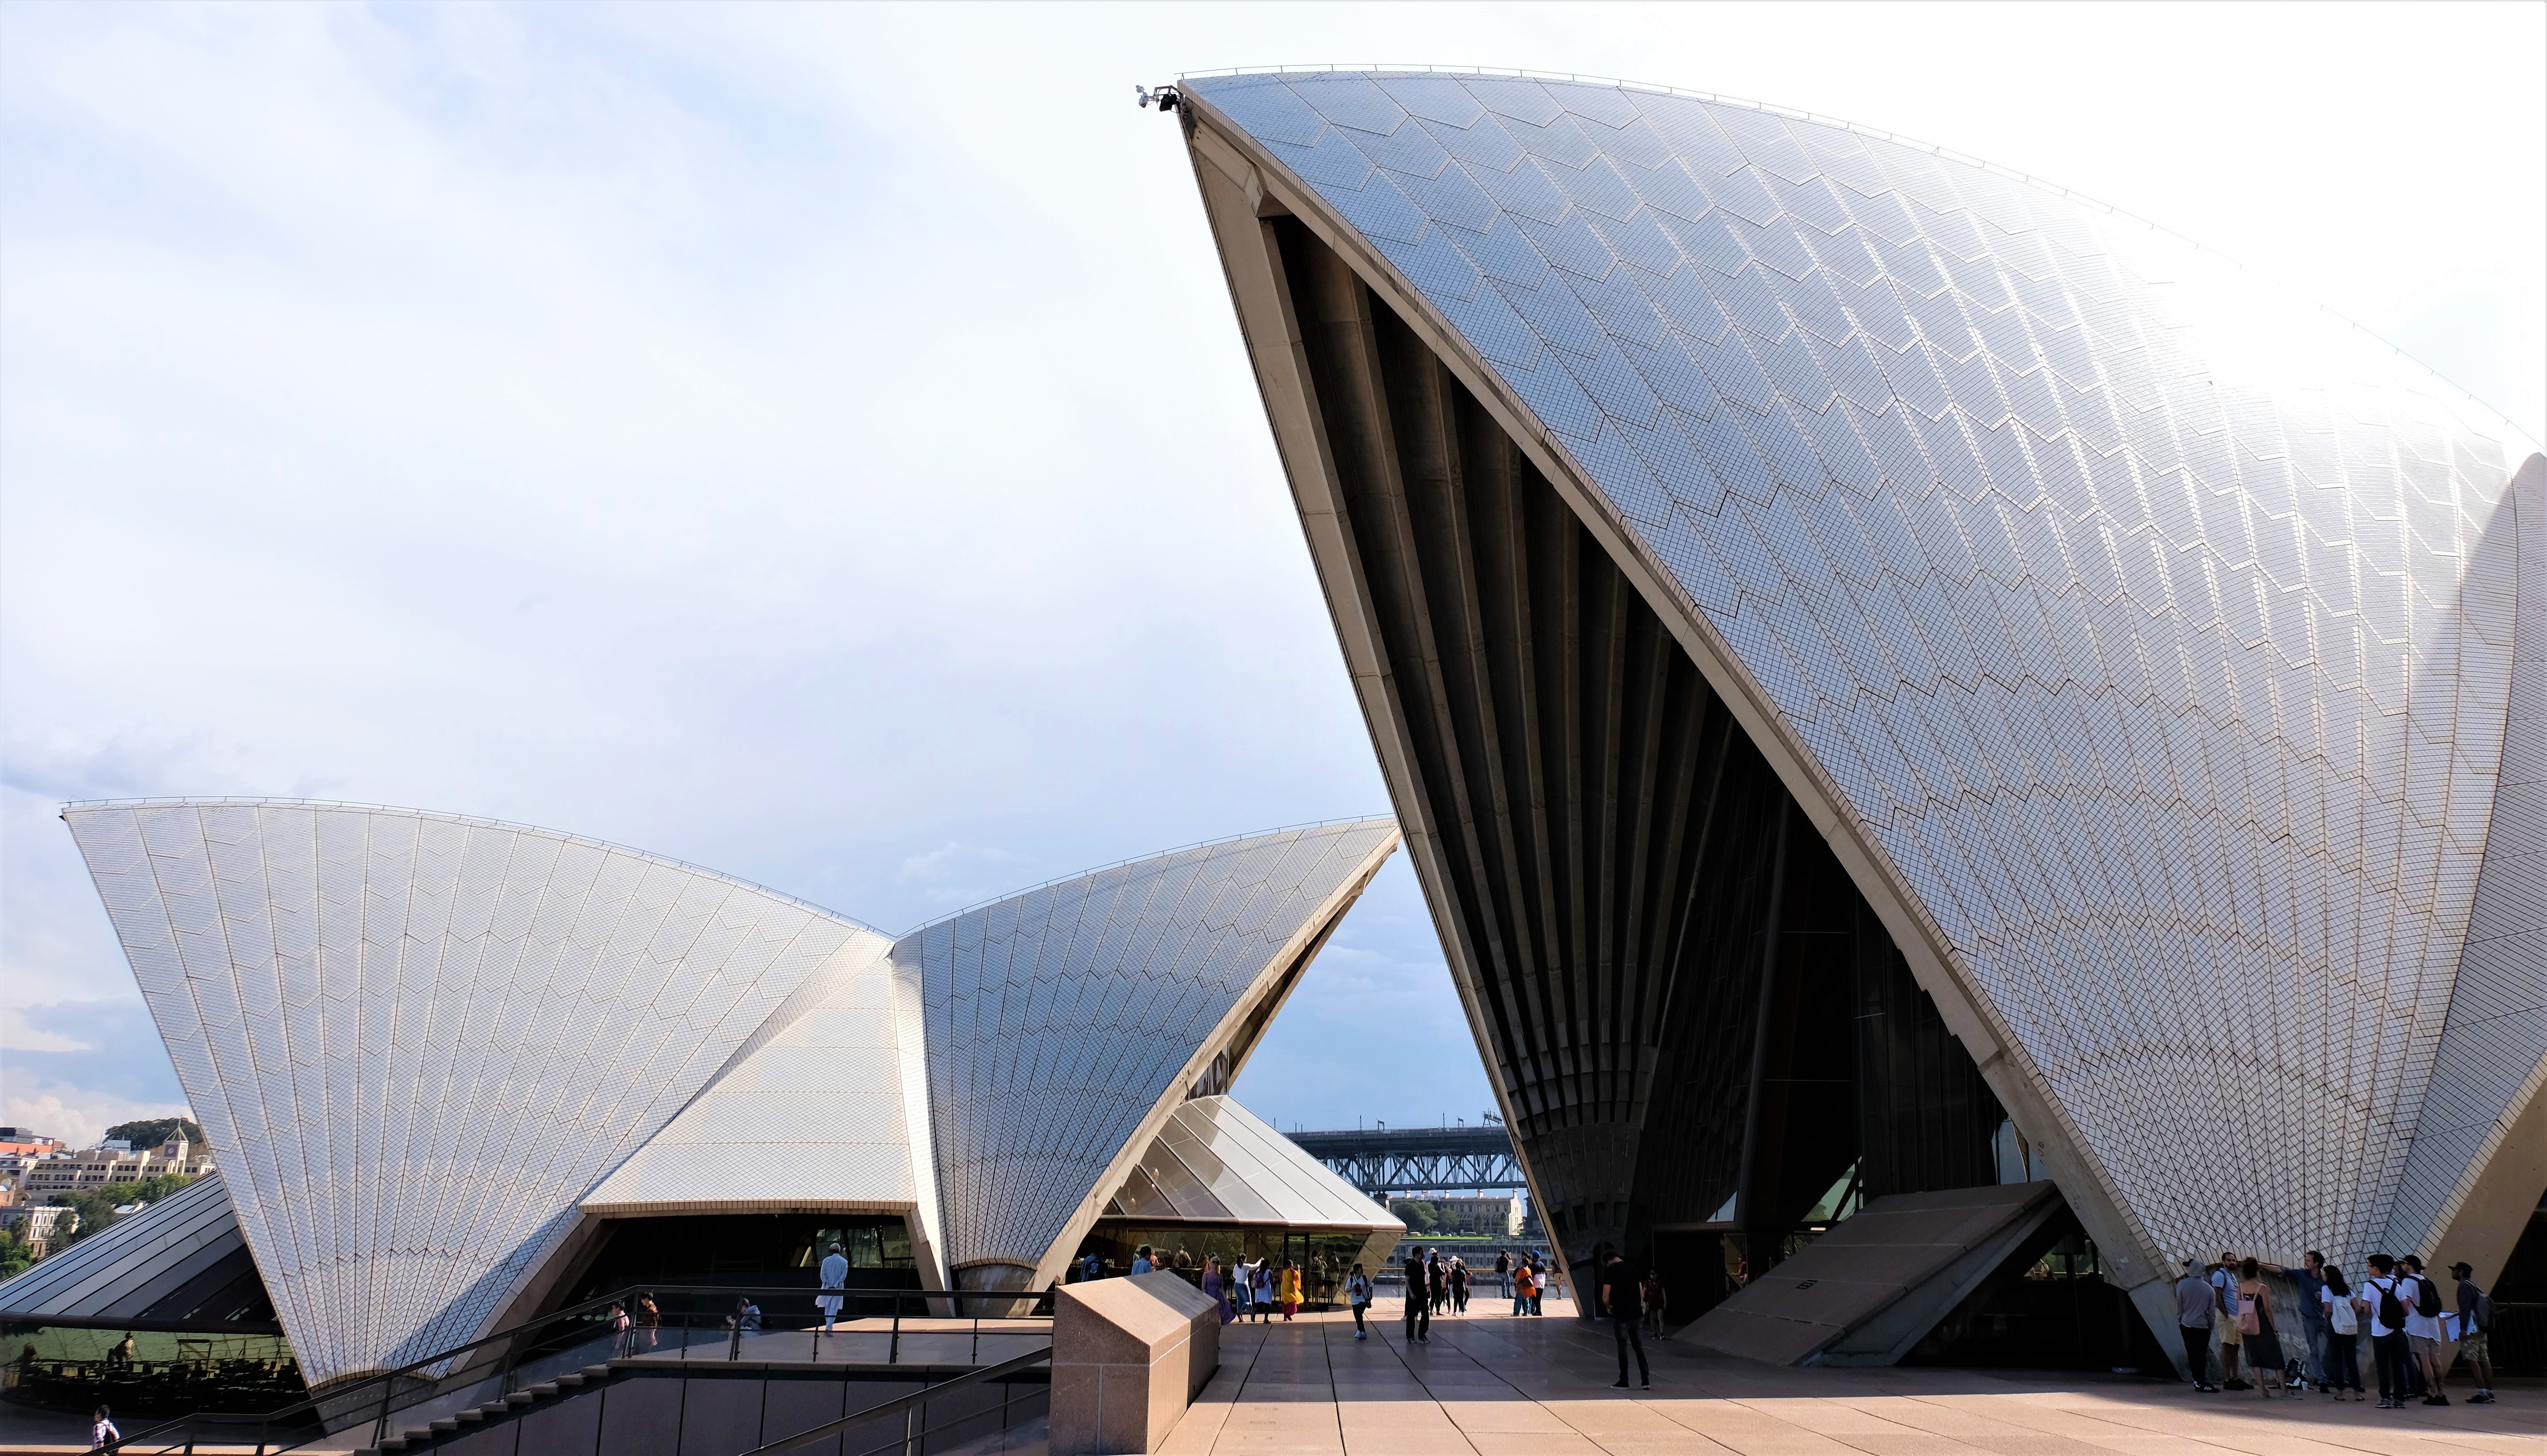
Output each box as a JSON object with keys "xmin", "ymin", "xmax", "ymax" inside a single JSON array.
[
  {"xmin": 1173, "ymin": 64, "xmax": 2540, "ymax": 449},
  {"xmin": 60, "ymin": 795, "xmax": 891, "ymax": 937}
]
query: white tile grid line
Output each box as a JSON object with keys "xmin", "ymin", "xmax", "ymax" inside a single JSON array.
[{"xmin": 1187, "ymin": 68, "xmax": 2526, "ymax": 1267}]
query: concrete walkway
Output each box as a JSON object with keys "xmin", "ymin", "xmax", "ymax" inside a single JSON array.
[{"xmin": 1168, "ymin": 1299, "xmax": 2540, "ymax": 1456}]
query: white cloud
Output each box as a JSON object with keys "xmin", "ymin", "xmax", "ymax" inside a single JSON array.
[{"xmin": 0, "ymin": 1089, "xmax": 192, "ymax": 1154}]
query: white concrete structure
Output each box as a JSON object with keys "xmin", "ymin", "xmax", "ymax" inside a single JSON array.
[
  {"xmin": 1175, "ymin": 66, "xmax": 2543, "ymax": 1338},
  {"xmin": 59, "ymin": 800, "xmax": 1399, "ymax": 1383}
]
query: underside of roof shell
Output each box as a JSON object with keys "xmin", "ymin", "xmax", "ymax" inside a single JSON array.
[{"xmin": 1177, "ymin": 68, "xmax": 2544, "ymax": 1290}]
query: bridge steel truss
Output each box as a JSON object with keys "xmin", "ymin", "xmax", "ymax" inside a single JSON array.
[{"xmin": 1285, "ymin": 1127, "xmax": 1526, "ymax": 1197}]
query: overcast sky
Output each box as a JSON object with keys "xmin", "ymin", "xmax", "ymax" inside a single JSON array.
[{"xmin": 4, "ymin": 2, "xmax": 2539, "ymax": 1149}]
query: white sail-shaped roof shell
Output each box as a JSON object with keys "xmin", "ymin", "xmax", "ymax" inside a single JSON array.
[
  {"xmin": 62, "ymin": 800, "xmax": 897, "ymax": 1385},
  {"xmin": 1179, "ymin": 68, "xmax": 2543, "ymax": 1280},
  {"xmin": 906, "ymin": 818, "xmax": 1401, "ymax": 1284},
  {"xmin": 61, "ymin": 799, "xmax": 1400, "ymax": 1382}
]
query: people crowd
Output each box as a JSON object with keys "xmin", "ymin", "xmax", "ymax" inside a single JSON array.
[{"xmin": 2172, "ymin": 1248, "xmax": 2498, "ymax": 1408}]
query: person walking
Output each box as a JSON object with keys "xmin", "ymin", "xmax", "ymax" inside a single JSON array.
[
  {"xmin": 1203, "ymin": 1257, "xmax": 1231, "ymax": 1325},
  {"xmin": 2363, "ymin": 1254, "xmax": 2414, "ymax": 1407},
  {"xmin": 1346, "ymin": 1263, "xmax": 1373, "ymax": 1340},
  {"xmin": 1131, "ymin": 1244, "xmax": 1155, "ymax": 1276},
  {"xmin": 817, "ymin": 1241, "xmax": 850, "ymax": 1334},
  {"xmin": 2236, "ymin": 1259, "xmax": 2283, "ymax": 1397},
  {"xmin": 1430, "ymin": 1251, "xmax": 1450, "ymax": 1315},
  {"xmin": 1599, "ymin": 1252, "xmax": 1652, "ymax": 1390},
  {"xmin": 2318, "ymin": 1264, "xmax": 2363, "ymax": 1399},
  {"xmin": 1531, "ymin": 1261, "xmax": 1547, "ymax": 1316},
  {"xmin": 2398, "ymin": 1256, "xmax": 2448, "ymax": 1404},
  {"xmin": 611, "ymin": 1302, "xmax": 634, "ymax": 1358},
  {"xmin": 2175, "ymin": 1258, "xmax": 2219, "ymax": 1391},
  {"xmin": 2292, "ymin": 1251, "xmax": 2331, "ymax": 1391},
  {"xmin": 2449, "ymin": 1261, "xmax": 2497, "ymax": 1403},
  {"xmin": 1280, "ymin": 1260, "xmax": 1302, "ymax": 1321},
  {"xmin": 1251, "ymin": 1260, "xmax": 1275, "ymax": 1323},
  {"xmin": 1403, "ymin": 1251, "xmax": 1431, "ymax": 1344},
  {"xmin": 1642, "ymin": 1269, "xmax": 1669, "ymax": 1340},
  {"xmin": 1450, "ymin": 1258, "xmax": 1469, "ymax": 1315},
  {"xmin": 1495, "ymin": 1250, "xmax": 1512, "ymax": 1300},
  {"xmin": 89, "ymin": 1406, "xmax": 119, "ymax": 1453},
  {"xmin": 1231, "ymin": 1258, "xmax": 1254, "ymax": 1321}
]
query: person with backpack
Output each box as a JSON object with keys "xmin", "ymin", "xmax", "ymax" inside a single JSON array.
[
  {"xmin": 2208, "ymin": 1253, "xmax": 2250, "ymax": 1389},
  {"xmin": 2399, "ymin": 1256, "xmax": 2449, "ymax": 1404},
  {"xmin": 2362, "ymin": 1254, "xmax": 2415, "ymax": 1407},
  {"xmin": 2448, "ymin": 1261, "xmax": 2496, "ymax": 1404},
  {"xmin": 2317, "ymin": 1265, "xmax": 2364, "ymax": 1399}
]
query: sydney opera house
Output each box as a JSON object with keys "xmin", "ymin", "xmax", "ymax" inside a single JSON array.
[
  {"xmin": 1169, "ymin": 68, "xmax": 2541, "ymax": 1360},
  {"xmin": 4, "ymin": 803, "xmax": 1400, "ymax": 1388},
  {"xmin": 4, "ymin": 62, "xmax": 2540, "ymax": 1402}
]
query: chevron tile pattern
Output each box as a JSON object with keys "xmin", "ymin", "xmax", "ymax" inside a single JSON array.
[
  {"xmin": 905, "ymin": 819, "xmax": 1400, "ymax": 1275},
  {"xmin": 1184, "ymin": 68, "xmax": 2543, "ymax": 1269}
]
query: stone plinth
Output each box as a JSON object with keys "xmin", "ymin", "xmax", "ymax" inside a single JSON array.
[{"xmin": 1051, "ymin": 1271, "xmax": 1219, "ymax": 1455}]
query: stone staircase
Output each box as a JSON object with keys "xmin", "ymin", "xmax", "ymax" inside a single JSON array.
[{"xmin": 351, "ymin": 1361, "xmax": 620, "ymax": 1454}]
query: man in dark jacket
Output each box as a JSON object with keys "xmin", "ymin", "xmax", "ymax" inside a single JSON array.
[
  {"xmin": 1403, "ymin": 1250, "xmax": 1430, "ymax": 1344},
  {"xmin": 1600, "ymin": 1252, "xmax": 1651, "ymax": 1389}
]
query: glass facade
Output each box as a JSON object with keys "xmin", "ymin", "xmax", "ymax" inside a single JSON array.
[{"xmin": 1071, "ymin": 1222, "xmax": 1399, "ymax": 1309}]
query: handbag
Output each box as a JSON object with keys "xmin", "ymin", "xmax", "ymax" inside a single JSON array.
[{"xmin": 2237, "ymin": 1294, "xmax": 2261, "ymax": 1336}]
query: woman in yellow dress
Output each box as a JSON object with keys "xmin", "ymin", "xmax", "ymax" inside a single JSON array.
[{"xmin": 1279, "ymin": 1261, "xmax": 1303, "ymax": 1321}]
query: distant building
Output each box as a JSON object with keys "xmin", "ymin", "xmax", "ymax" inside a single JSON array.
[
  {"xmin": 1, "ymin": 1205, "xmax": 76, "ymax": 1258},
  {"xmin": 1393, "ymin": 1196, "xmax": 1521, "ymax": 1238},
  {"xmin": 0, "ymin": 1128, "xmax": 62, "ymax": 1159},
  {"xmin": 19, "ymin": 1139, "xmax": 212, "ymax": 1195}
]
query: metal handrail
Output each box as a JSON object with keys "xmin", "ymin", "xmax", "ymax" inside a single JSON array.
[
  {"xmin": 105, "ymin": 1284, "xmax": 1052, "ymax": 1454},
  {"xmin": 738, "ymin": 1345, "xmax": 1053, "ymax": 1456}
]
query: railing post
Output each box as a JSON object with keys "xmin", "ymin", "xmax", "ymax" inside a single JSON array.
[{"xmin": 890, "ymin": 1295, "xmax": 901, "ymax": 1364}]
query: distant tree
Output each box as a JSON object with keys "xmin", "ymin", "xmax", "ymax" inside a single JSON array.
[
  {"xmin": 0, "ymin": 1226, "xmax": 31, "ymax": 1278},
  {"xmin": 103, "ymin": 1117, "xmax": 205, "ymax": 1150},
  {"xmin": 1392, "ymin": 1200, "xmax": 1440, "ymax": 1234}
]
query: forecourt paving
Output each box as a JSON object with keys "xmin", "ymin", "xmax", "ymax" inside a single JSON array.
[{"xmin": 1166, "ymin": 1299, "xmax": 2540, "ymax": 1456}]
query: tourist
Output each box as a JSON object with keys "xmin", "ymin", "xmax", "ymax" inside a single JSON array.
[
  {"xmin": 1346, "ymin": 1263, "xmax": 1373, "ymax": 1340},
  {"xmin": 2293, "ymin": 1251, "xmax": 2330, "ymax": 1390},
  {"xmin": 2208, "ymin": 1253, "xmax": 2247, "ymax": 1389},
  {"xmin": 1280, "ymin": 1260, "xmax": 1302, "ymax": 1321},
  {"xmin": 1174, "ymin": 1247, "xmax": 1192, "ymax": 1270},
  {"xmin": 2398, "ymin": 1256, "xmax": 2448, "ymax": 1404},
  {"xmin": 1203, "ymin": 1256, "xmax": 1231, "ymax": 1325},
  {"xmin": 728, "ymin": 1295, "xmax": 761, "ymax": 1359},
  {"xmin": 2236, "ymin": 1259, "xmax": 2283, "ymax": 1397},
  {"xmin": 818, "ymin": 1242, "xmax": 849, "ymax": 1334},
  {"xmin": 1251, "ymin": 1259, "xmax": 1275, "ymax": 1322},
  {"xmin": 1513, "ymin": 1260, "xmax": 1533, "ymax": 1317},
  {"xmin": 1495, "ymin": 1249, "xmax": 1512, "ymax": 1299},
  {"xmin": 89, "ymin": 1406, "xmax": 118, "ymax": 1453},
  {"xmin": 1403, "ymin": 1251, "xmax": 1430, "ymax": 1344},
  {"xmin": 1430, "ymin": 1250, "xmax": 1450, "ymax": 1314},
  {"xmin": 1531, "ymin": 1261, "xmax": 1546, "ymax": 1316},
  {"xmin": 2362, "ymin": 1254, "xmax": 2413, "ymax": 1407},
  {"xmin": 106, "ymin": 1332, "xmax": 134, "ymax": 1370},
  {"xmin": 1599, "ymin": 1252, "xmax": 1651, "ymax": 1390},
  {"xmin": 1641, "ymin": 1269, "xmax": 1668, "ymax": 1339},
  {"xmin": 1131, "ymin": 1244, "xmax": 1155, "ymax": 1276},
  {"xmin": 1082, "ymin": 1251, "xmax": 1103, "ymax": 1283},
  {"xmin": 2318, "ymin": 1265, "xmax": 2362, "ymax": 1399},
  {"xmin": 1232, "ymin": 1259, "xmax": 1253, "ymax": 1320},
  {"xmin": 636, "ymin": 1291, "xmax": 661, "ymax": 1353},
  {"xmin": 2174, "ymin": 1258, "xmax": 2218, "ymax": 1391},
  {"xmin": 2449, "ymin": 1261, "xmax": 2497, "ymax": 1404},
  {"xmin": 1449, "ymin": 1257, "xmax": 1469, "ymax": 1314}
]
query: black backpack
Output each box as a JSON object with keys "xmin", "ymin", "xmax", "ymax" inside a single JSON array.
[
  {"xmin": 2377, "ymin": 1277, "xmax": 2406, "ymax": 1329},
  {"xmin": 2414, "ymin": 1276, "xmax": 2443, "ymax": 1318}
]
